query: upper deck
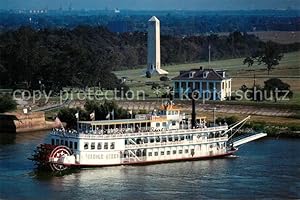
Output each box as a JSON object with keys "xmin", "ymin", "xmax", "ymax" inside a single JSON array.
[
  {"xmin": 50, "ymin": 125, "xmax": 228, "ymax": 140},
  {"xmin": 50, "ymin": 102, "xmax": 224, "ymax": 140}
]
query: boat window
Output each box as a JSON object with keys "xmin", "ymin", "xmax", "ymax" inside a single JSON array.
[
  {"xmin": 168, "ymin": 137, "xmax": 173, "ymax": 142},
  {"xmin": 84, "ymin": 142, "xmax": 89, "ymax": 150},
  {"xmin": 104, "ymin": 142, "xmax": 108, "ymax": 149},
  {"xmin": 65, "ymin": 141, "xmax": 68, "ymax": 146},
  {"xmin": 110, "ymin": 142, "xmax": 115, "ymax": 149},
  {"xmin": 51, "ymin": 139, "xmax": 54, "ymax": 145},
  {"xmin": 173, "ymin": 150, "xmax": 176, "ymax": 154},
  {"xmin": 156, "ymin": 137, "xmax": 160, "ymax": 142},
  {"xmin": 156, "ymin": 122, "xmax": 160, "ymax": 127},
  {"xmin": 97, "ymin": 142, "xmax": 102, "ymax": 150},
  {"xmin": 91, "ymin": 142, "xmax": 95, "ymax": 150},
  {"xmin": 180, "ymin": 136, "xmax": 185, "ymax": 140},
  {"xmin": 150, "ymin": 138, "xmax": 154, "ymax": 143},
  {"xmin": 56, "ymin": 139, "xmax": 59, "ymax": 145},
  {"xmin": 172, "ymin": 121, "xmax": 176, "ymax": 126},
  {"xmin": 61, "ymin": 140, "xmax": 64, "ymax": 145},
  {"xmin": 161, "ymin": 151, "xmax": 164, "ymax": 155},
  {"xmin": 174, "ymin": 136, "xmax": 179, "ymax": 141},
  {"xmin": 69, "ymin": 141, "xmax": 73, "ymax": 149},
  {"xmin": 154, "ymin": 152, "xmax": 158, "ymax": 156},
  {"xmin": 136, "ymin": 138, "xmax": 142, "ymax": 144},
  {"xmin": 162, "ymin": 137, "xmax": 167, "ymax": 142},
  {"xmin": 143, "ymin": 138, "xmax": 148, "ymax": 143},
  {"xmin": 162, "ymin": 122, "xmax": 167, "ymax": 127},
  {"xmin": 74, "ymin": 142, "xmax": 78, "ymax": 149},
  {"xmin": 167, "ymin": 151, "xmax": 170, "ymax": 155},
  {"xmin": 185, "ymin": 149, "xmax": 189, "ymax": 154},
  {"xmin": 179, "ymin": 150, "xmax": 183, "ymax": 154},
  {"xmin": 148, "ymin": 152, "xmax": 152, "ymax": 156}
]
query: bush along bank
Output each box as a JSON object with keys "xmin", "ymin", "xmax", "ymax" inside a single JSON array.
[{"xmin": 239, "ymin": 122, "xmax": 300, "ymax": 138}]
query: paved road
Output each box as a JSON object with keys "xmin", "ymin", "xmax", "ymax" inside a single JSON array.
[{"xmin": 117, "ymin": 101, "xmax": 296, "ymax": 117}]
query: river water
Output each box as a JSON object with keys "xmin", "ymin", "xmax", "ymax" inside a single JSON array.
[{"xmin": 0, "ymin": 131, "xmax": 299, "ymax": 200}]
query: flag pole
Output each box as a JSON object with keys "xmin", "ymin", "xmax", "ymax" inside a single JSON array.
[{"xmin": 76, "ymin": 110, "xmax": 79, "ymax": 131}]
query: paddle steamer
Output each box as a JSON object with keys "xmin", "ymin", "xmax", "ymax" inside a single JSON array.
[{"xmin": 31, "ymin": 101, "xmax": 266, "ymax": 171}]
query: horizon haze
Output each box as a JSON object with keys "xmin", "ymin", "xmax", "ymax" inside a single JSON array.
[{"xmin": 1, "ymin": 0, "xmax": 300, "ymax": 11}]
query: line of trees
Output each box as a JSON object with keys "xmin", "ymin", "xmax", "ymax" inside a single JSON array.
[
  {"xmin": 237, "ymin": 78, "xmax": 293, "ymax": 102},
  {"xmin": 0, "ymin": 26, "xmax": 299, "ymax": 89},
  {"xmin": 57, "ymin": 100, "xmax": 129, "ymax": 128},
  {"xmin": 1, "ymin": 10, "xmax": 299, "ymax": 34}
]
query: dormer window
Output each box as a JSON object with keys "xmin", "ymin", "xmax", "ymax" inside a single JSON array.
[
  {"xmin": 203, "ymin": 71, "xmax": 209, "ymax": 78},
  {"xmin": 189, "ymin": 71, "xmax": 196, "ymax": 78}
]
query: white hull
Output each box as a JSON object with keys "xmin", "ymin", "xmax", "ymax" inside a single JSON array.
[
  {"xmin": 32, "ymin": 103, "xmax": 266, "ymax": 171},
  {"xmin": 49, "ymin": 127, "xmax": 231, "ymax": 167}
]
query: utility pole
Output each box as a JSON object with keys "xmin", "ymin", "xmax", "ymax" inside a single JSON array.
[{"xmin": 213, "ymin": 107, "xmax": 216, "ymax": 127}]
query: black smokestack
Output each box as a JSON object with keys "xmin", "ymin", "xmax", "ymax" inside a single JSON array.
[{"xmin": 191, "ymin": 91, "xmax": 197, "ymax": 129}]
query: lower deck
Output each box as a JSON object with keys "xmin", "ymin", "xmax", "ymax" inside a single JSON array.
[
  {"xmin": 58, "ymin": 138, "xmax": 229, "ymax": 167},
  {"xmin": 65, "ymin": 149, "xmax": 237, "ymax": 167}
]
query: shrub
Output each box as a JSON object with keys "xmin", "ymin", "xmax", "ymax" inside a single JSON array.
[
  {"xmin": 160, "ymin": 76, "xmax": 169, "ymax": 81},
  {"xmin": 216, "ymin": 116, "xmax": 238, "ymax": 125},
  {"xmin": 146, "ymin": 71, "xmax": 151, "ymax": 78},
  {"xmin": 0, "ymin": 94, "xmax": 17, "ymax": 113}
]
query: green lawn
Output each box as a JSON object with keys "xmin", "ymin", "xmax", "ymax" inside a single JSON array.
[{"xmin": 114, "ymin": 51, "xmax": 300, "ymax": 104}]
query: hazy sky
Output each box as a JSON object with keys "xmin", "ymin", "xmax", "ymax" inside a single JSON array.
[{"xmin": 1, "ymin": 0, "xmax": 299, "ymax": 10}]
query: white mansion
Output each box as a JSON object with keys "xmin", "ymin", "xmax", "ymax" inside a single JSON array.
[{"xmin": 172, "ymin": 67, "xmax": 232, "ymax": 101}]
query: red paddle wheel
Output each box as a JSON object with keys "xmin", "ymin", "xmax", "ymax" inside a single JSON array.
[{"xmin": 30, "ymin": 144, "xmax": 72, "ymax": 171}]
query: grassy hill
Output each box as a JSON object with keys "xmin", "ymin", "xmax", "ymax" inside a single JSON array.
[{"xmin": 114, "ymin": 51, "xmax": 300, "ymax": 104}]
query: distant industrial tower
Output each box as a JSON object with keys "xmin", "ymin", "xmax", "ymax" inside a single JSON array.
[{"xmin": 147, "ymin": 16, "xmax": 168, "ymax": 75}]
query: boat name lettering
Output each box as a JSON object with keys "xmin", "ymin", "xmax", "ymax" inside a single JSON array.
[{"xmin": 85, "ymin": 153, "xmax": 119, "ymax": 160}]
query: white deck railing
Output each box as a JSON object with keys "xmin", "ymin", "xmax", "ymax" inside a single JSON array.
[
  {"xmin": 124, "ymin": 136, "xmax": 228, "ymax": 150},
  {"xmin": 50, "ymin": 126, "xmax": 228, "ymax": 139}
]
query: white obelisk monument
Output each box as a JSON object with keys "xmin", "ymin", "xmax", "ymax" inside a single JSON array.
[{"xmin": 147, "ymin": 16, "xmax": 168, "ymax": 75}]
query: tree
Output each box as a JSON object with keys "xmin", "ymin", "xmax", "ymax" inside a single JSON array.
[
  {"xmin": 84, "ymin": 100, "xmax": 128, "ymax": 120},
  {"xmin": 57, "ymin": 107, "xmax": 88, "ymax": 128},
  {"xmin": 264, "ymin": 78, "xmax": 293, "ymax": 102},
  {"xmin": 243, "ymin": 41, "xmax": 284, "ymax": 75},
  {"xmin": 146, "ymin": 71, "xmax": 151, "ymax": 78},
  {"xmin": 0, "ymin": 94, "xmax": 17, "ymax": 113},
  {"xmin": 243, "ymin": 57, "xmax": 254, "ymax": 67}
]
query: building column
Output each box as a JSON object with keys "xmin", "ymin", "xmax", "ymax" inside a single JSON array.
[
  {"xmin": 179, "ymin": 81, "xmax": 182, "ymax": 98},
  {"xmin": 206, "ymin": 81, "xmax": 209, "ymax": 99},
  {"xmin": 228, "ymin": 79, "xmax": 231, "ymax": 96},
  {"xmin": 200, "ymin": 81, "xmax": 203, "ymax": 98},
  {"xmin": 213, "ymin": 82, "xmax": 216, "ymax": 100},
  {"xmin": 186, "ymin": 81, "xmax": 189, "ymax": 92}
]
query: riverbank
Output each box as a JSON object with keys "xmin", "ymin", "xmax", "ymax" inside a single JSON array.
[
  {"xmin": 0, "ymin": 112, "xmax": 59, "ymax": 133},
  {"xmin": 201, "ymin": 112, "xmax": 300, "ymax": 138}
]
